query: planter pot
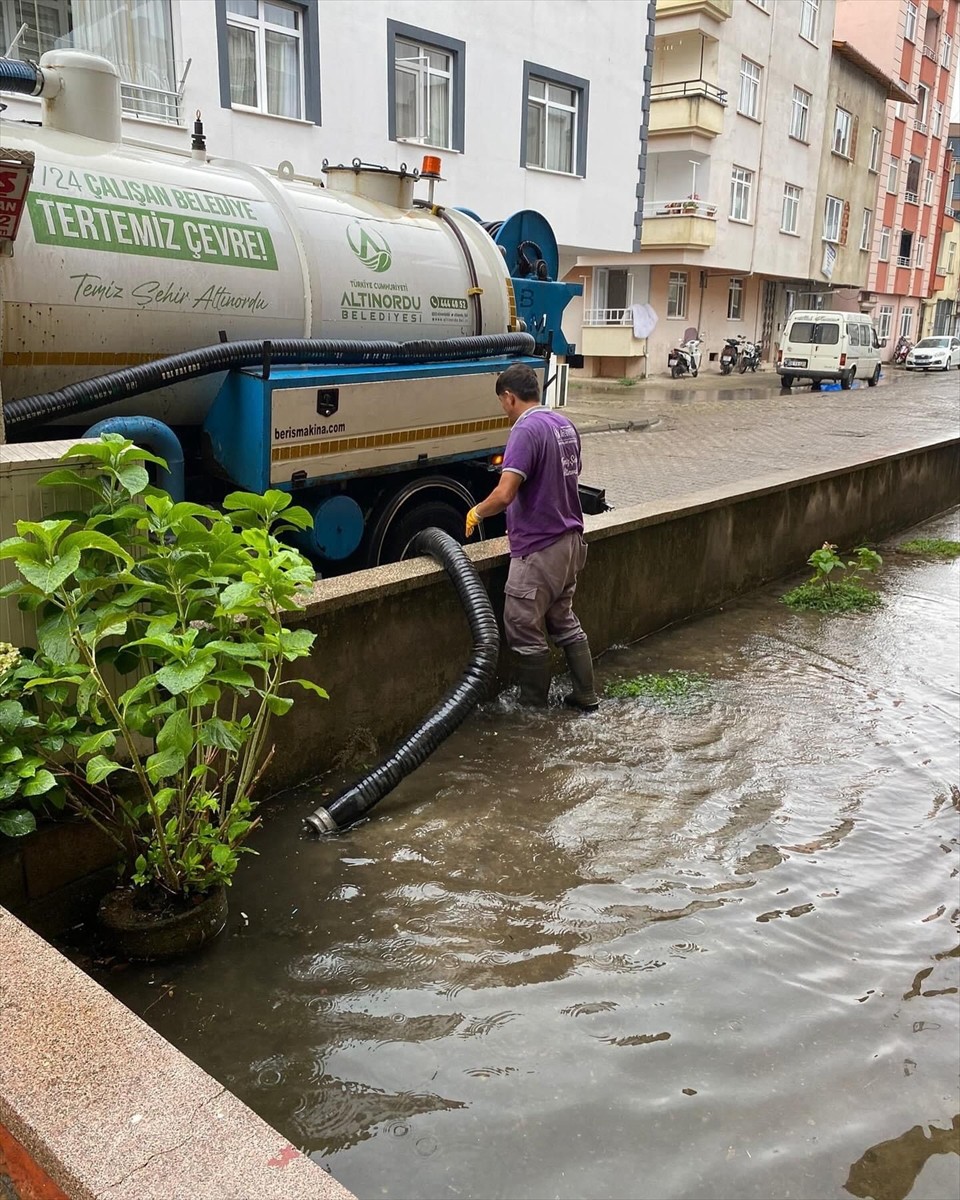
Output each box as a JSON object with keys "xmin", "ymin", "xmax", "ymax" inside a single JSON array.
[{"xmin": 97, "ymin": 884, "xmax": 228, "ymax": 961}]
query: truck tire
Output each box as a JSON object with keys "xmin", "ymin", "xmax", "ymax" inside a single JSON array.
[
  {"xmin": 840, "ymin": 369, "xmax": 855, "ymax": 390},
  {"xmin": 780, "ymin": 374, "xmax": 794, "ymax": 389},
  {"xmin": 867, "ymin": 364, "xmax": 881, "ymax": 387},
  {"xmin": 378, "ymin": 499, "xmax": 467, "ymax": 564}
]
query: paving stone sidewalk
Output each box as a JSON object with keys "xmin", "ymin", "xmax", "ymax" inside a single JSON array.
[{"xmin": 562, "ymin": 368, "xmax": 960, "ymax": 510}]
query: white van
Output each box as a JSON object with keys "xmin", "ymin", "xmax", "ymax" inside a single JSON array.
[{"xmin": 777, "ymin": 311, "xmax": 883, "ymax": 389}]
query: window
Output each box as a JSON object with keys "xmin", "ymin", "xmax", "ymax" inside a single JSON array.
[
  {"xmin": 388, "ymin": 23, "xmax": 465, "ymax": 150},
  {"xmin": 943, "ymin": 34, "xmax": 953, "ymax": 68},
  {"xmin": 877, "ymin": 305, "xmax": 893, "ymax": 340},
  {"xmin": 781, "ymin": 183, "xmax": 801, "ymax": 234},
  {"xmin": 739, "ymin": 57, "xmax": 762, "ymax": 118},
  {"xmin": 916, "ymin": 235, "xmax": 926, "ymax": 269},
  {"xmin": 879, "ymin": 226, "xmax": 890, "ymax": 261},
  {"xmin": 730, "ymin": 166, "xmax": 753, "ymax": 222},
  {"xmin": 847, "ymin": 323, "xmax": 861, "ymax": 346},
  {"xmin": 904, "ymin": 1, "xmax": 918, "ymax": 42},
  {"xmin": 905, "ymin": 156, "xmax": 921, "ymax": 201},
  {"xmin": 833, "ymin": 107, "xmax": 852, "ymax": 156},
  {"xmin": 898, "ymin": 230, "xmax": 914, "ymax": 266},
  {"xmin": 869, "ymin": 126, "xmax": 882, "ymax": 172},
  {"xmin": 887, "ymin": 157, "xmax": 900, "ymax": 193},
  {"xmin": 0, "ymin": 0, "xmax": 181, "ymax": 122},
  {"xmin": 823, "ymin": 195, "xmax": 843, "ymax": 243},
  {"xmin": 727, "ymin": 278, "xmax": 744, "ymax": 320},
  {"xmin": 667, "ymin": 271, "xmax": 688, "ymax": 319},
  {"xmin": 933, "ymin": 103, "xmax": 943, "ymax": 137},
  {"xmin": 924, "ymin": 170, "xmax": 935, "ymax": 204},
  {"xmin": 749, "ymin": 0, "xmax": 770, "ymax": 8},
  {"xmin": 860, "ymin": 208, "xmax": 873, "ymax": 251},
  {"xmin": 942, "ymin": 242, "xmax": 957, "ymax": 275},
  {"xmin": 800, "ymin": 0, "xmax": 820, "ymax": 42},
  {"xmin": 223, "ymin": 0, "xmax": 306, "ymax": 120},
  {"xmin": 522, "ymin": 62, "xmax": 589, "ymax": 176},
  {"xmin": 789, "ymin": 321, "xmax": 839, "ymax": 345},
  {"xmin": 915, "ymin": 84, "xmax": 929, "ymax": 131},
  {"xmin": 899, "ymin": 306, "xmax": 914, "ymax": 338},
  {"xmin": 790, "ymin": 87, "xmax": 811, "ymax": 141}
]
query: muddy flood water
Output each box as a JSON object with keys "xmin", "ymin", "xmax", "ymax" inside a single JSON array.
[{"xmin": 84, "ymin": 512, "xmax": 960, "ymax": 1200}]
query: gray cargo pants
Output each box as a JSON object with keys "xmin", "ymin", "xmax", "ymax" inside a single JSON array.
[{"xmin": 503, "ymin": 529, "xmax": 588, "ymax": 654}]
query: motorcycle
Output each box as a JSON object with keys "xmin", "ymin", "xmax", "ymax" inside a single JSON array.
[
  {"xmin": 893, "ymin": 335, "xmax": 912, "ymax": 365},
  {"xmin": 737, "ymin": 338, "xmax": 761, "ymax": 373},
  {"xmin": 719, "ymin": 336, "xmax": 743, "ymax": 375},
  {"xmin": 668, "ymin": 332, "xmax": 703, "ymax": 379}
]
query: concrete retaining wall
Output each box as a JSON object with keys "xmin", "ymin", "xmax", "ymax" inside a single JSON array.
[{"xmin": 266, "ymin": 435, "xmax": 959, "ymax": 793}]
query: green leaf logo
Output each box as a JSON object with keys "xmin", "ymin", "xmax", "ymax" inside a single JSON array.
[{"xmin": 346, "ymin": 222, "xmax": 392, "ymax": 273}]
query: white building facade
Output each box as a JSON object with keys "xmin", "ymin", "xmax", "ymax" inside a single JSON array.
[{"xmin": 0, "ymin": 0, "xmax": 649, "ymax": 358}]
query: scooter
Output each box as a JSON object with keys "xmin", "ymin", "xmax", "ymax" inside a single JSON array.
[
  {"xmin": 719, "ymin": 336, "xmax": 743, "ymax": 375},
  {"xmin": 893, "ymin": 335, "xmax": 912, "ymax": 365},
  {"xmin": 737, "ymin": 338, "xmax": 761, "ymax": 372},
  {"xmin": 668, "ymin": 333, "xmax": 702, "ymax": 379}
]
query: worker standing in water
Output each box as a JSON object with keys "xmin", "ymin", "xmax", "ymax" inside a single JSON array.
[{"xmin": 465, "ymin": 364, "xmax": 598, "ymax": 710}]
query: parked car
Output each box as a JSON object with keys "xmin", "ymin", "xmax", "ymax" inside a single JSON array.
[
  {"xmin": 904, "ymin": 336, "xmax": 960, "ymax": 371},
  {"xmin": 777, "ymin": 311, "xmax": 883, "ymax": 390}
]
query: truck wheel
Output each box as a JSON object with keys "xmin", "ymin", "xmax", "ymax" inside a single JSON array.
[
  {"xmin": 840, "ymin": 370, "xmax": 854, "ymax": 390},
  {"xmin": 867, "ymin": 364, "xmax": 881, "ymax": 387},
  {"xmin": 780, "ymin": 375, "xmax": 793, "ymax": 389},
  {"xmin": 378, "ymin": 499, "xmax": 466, "ymax": 564}
]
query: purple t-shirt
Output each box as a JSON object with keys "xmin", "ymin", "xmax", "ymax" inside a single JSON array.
[{"xmin": 501, "ymin": 407, "xmax": 583, "ymax": 557}]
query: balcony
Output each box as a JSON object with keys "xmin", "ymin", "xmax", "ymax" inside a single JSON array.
[
  {"xmin": 640, "ymin": 198, "xmax": 718, "ymax": 250},
  {"xmin": 656, "ymin": 0, "xmax": 733, "ymax": 19},
  {"xmin": 905, "ymin": 191, "xmax": 920, "ymax": 204},
  {"xmin": 649, "ymin": 80, "xmax": 727, "ymax": 139},
  {"xmin": 922, "ymin": 43, "xmax": 938, "ymax": 59},
  {"xmin": 914, "ymin": 120, "xmax": 928, "ymax": 134},
  {"xmin": 580, "ymin": 310, "xmax": 645, "ymax": 360},
  {"xmin": 896, "ymin": 255, "xmax": 912, "ymax": 267}
]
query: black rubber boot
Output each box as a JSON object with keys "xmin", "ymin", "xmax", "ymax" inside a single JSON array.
[
  {"xmin": 563, "ymin": 639, "xmax": 599, "ymax": 711},
  {"xmin": 514, "ymin": 651, "xmax": 552, "ymax": 706}
]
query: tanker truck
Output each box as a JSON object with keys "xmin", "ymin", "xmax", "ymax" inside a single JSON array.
[{"xmin": 0, "ymin": 50, "xmax": 583, "ymax": 567}]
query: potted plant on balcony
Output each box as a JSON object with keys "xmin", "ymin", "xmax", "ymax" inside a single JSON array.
[
  {"xmin": 682, "ymin": 194, "xmax": 701, "ymax": 214},
  {"xmin": 0, "ymin": 435, "xmax": 326, "ymax": 959}
]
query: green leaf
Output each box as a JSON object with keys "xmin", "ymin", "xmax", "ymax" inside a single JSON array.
[
  {"xmin": 278, "ymin": 628, "xmax": 315, "ymax": 660},
  {"xmin": 285, "ymin": 678, "xmax": 329, "ymax": 699},
  {"xmin": 37, "ymin": 610, "xmax": 78, "ymax": 665},
  {"xmin": 153, "ymin": 787, "xmax": 176, "ymax": 816},
  {"xmin": 263, "ymin": 694, "xmax": 293, "ymax": 716},
  {"xmin": 0, "ymin": 700, "xmax": 25, "ymax": 735},
  {"xmin": 19, "ymin": 548, "xmax": 81, "ymax": 594},
  {"xmin": 0, "ymin": 745, "xmax": 23, "ymax": 764},
  {"xmin": 114, "ymin": 463, "xmax": 151, "ymax": 494},
  {"xmin": 146, "ymin": 746, "xmax": 186, "ymax": 783},
  {"xmin": 210, "ymin": 843, "xmax": 233, "ymax": 867},
  {"xmin": 0, "ymin": 809, "xmax": 37, "ymax": 837},
  {"xmin": 155, "ymin": 660, "xmax": 212, "ymax": 695},
  {"xmin": 86, "ymin": 755, "xmax": 124, "ymax": 785},
  {"xmin": 35, "ymin": 467, "xmax": 104, "ymax": 493},
  {"xmin": 76, "ymin": 730, "xmax": 117, "ymax": 758},
  {"xmin": 156, "ymin": 709, "xmax": 195, "ymax": 758},
  {"xmin": 23, "ymin": 769, "xmax": 57, "ymax": 796},
  {"xmin": 217, "ymin": 581, "xmax": 260, "ymax": 610},
  {"xmin": 198, "ymin": 717, "xmax": 243, "ymax": 752},
  {"xmin": 59, "ymin": 531, "xmax": 134, "ymax": 565}
]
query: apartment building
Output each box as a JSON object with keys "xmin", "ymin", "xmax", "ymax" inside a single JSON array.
[
  {"xmin": 575, "ymin": 0, "xmax": 924, "ymax": 378},
  {"xmin": 835, "ymin": 0, "xmax": 960, "ymax": 353},
  {"xmin": 925, "ymin": 122, "xmax": 960, "ymax": 335},
  {"xmin": 0, "ymin": 0, "xmax": 649, "ymax": 356}
]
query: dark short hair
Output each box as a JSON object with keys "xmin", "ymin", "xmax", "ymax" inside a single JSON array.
[{"xmin": 496, "ymin": 364, "xmax": 540, "ymax": 403}]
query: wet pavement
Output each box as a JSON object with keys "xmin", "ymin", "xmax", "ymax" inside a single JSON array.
[
  {"xmin": 78, "ymin": 510, "xmax": 960, "ymax": 1200},
  {"xmin": 564, "ymin": 367, "xmax": 960, "ymax": 509}
]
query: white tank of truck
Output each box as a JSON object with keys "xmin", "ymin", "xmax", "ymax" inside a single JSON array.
[{"xmin": 0, "ymin": 51, "xmax": 514, "ymax": 425}]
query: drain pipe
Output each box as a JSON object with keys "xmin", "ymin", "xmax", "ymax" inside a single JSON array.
[
  {"xmin": 304, "ymin": 527, "xmax": 499, "ymax": 834},
  {"xmin": 84, "ymin": 416, "xmax": 185, "ymax": 501}
]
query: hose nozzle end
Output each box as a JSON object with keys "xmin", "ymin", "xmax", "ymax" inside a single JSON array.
[{"xmin": 303, "ymin": 807, "xmax": 338, "ymax": 836}]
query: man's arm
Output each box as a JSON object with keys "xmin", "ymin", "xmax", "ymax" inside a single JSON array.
[{"xmin": 465, "ymin": 469, "xmax": 523, "ymax": 535}]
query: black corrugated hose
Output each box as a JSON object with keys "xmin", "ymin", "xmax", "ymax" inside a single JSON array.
[
  {"xmin": 0, "ymin": 58, "xmax": 43, "ymax": 95},
  {"xmin": 2, "ymin": 333, "xmax": 536, "ymax": 428},
  {"xmin": 303, "ymin": 527, "xmax": 499, "ymax": 834}
]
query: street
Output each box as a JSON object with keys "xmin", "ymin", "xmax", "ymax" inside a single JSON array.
[{"xmin": 566, "ymin": 368, "xmax": 960, "ymax": 510}]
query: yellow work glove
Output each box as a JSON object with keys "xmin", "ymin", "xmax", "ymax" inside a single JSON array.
[{"xmin": 465, "ymin": 506, "xmax": 480, "ymax": 538}]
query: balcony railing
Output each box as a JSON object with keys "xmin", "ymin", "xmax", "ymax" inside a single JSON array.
[
  {"xmin": 649, "ymin": 79, "xmax": 728, "ymax": 105},
  {"xmin": 904, "ymin": 191, "xmax": 920, "ymax": 204},
  {"xmin": 644, "ymin": 198, "xmax": 719, "ymax": 218},
  {"xmin": 583, "ymin": 308, "xmax": 630, "ymax": 327},
  {"xmin": 914, "ymin": 120, "xmax": 928, "ymax": 134},
  {"xmin": 896, "ymin": 255, "xmax": 912, "ymax": 267},
  {"xmin": 922, "ymin": 43, "xmax": 938, "ymax": 59}
]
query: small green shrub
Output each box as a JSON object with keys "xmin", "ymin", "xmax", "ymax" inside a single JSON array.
[
  {"xmin": 606, "ymin": 670, "xmax": 710, "ymax": 702},
  {"xmin": 897, "ymin": 537, "xmax": 960, "ymax": 558},
  {"xmin": 781, "ymin": 542, "xmax": 882, "ymax": 614}
]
